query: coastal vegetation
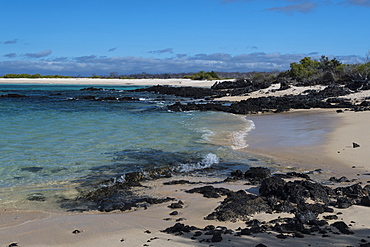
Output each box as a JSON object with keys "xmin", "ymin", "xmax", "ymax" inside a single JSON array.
[
  {"xmin": 1, "ymin": 73, "xmax": 72, "ymax": 78},
  {"xmin": 277, "ymin": 56, "xmax": 370, "ymax": 85},
  {"xmin": 183, "ymin": 71, "xmax": 222, "ymax": 80}
]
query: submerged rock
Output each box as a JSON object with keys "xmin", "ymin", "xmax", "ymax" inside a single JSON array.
[
  {"xmin": 0, "ymin": 93, "xmax": 27, "ymax": 98},
  {"xmin": 27, "ymin": 193, "xmax": 46, "ymax": 201}
]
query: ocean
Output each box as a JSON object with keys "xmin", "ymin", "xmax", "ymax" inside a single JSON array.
[{"xmin": 0, "ymin": 84, "xmax": 267, "ymax": 211}]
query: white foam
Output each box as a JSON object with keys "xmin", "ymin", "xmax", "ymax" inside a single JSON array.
[
  {"xmin": 176, "ymin": 153, "xmax": 219, "ymax": 172},
  {"xmin": 231, "ymin": 118, "xmax": 256, "ymax": 150},
  {"xmin": 199, "ymin": 128, "xmax": 215, "ymax": 142}
]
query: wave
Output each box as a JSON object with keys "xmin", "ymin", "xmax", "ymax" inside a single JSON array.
[
  {"xmin": 231, "ymin": 118, "xmax": 256, "ymax": 150},
  {"xmin": 175, "ymin": 153, "xmax": 219, "ymax": 172}
]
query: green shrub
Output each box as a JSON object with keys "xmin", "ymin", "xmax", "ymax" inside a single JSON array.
[{"xmin": 184, "ymin": 71, "xmax": 222, "ymax": 80}]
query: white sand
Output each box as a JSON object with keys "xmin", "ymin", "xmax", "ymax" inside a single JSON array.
[{"xmin": 215, "ymin": 83, "xmax": 327, "ymax": 102}]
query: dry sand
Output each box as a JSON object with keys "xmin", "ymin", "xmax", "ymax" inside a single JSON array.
[{"xmin": 1, "ymin": 79, "xmax": 370, "ymax": 246}]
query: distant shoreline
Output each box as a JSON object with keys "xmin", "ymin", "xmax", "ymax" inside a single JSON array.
[{"xmin": 0, "ymin": 78, "xmax": 221, "ymax": 87}]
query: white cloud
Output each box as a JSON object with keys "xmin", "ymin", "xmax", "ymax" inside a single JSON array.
[{"xmin": 0, "ymin": 52, "xmax": 366, "ymax": 76}]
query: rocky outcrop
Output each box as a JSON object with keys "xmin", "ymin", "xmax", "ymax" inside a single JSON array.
[
  {"xmin": 134, "ymin": 85, "xmax": 224, "ymax": 99},
  {"xmin": 174, "ymin": 167, "xmax": 370, "ymax": 242},
  {"xmin": 61, "ymin": 167, "xmax": 174, "ymax": 212},
  {"xmin": 211, "ymin": 78, "xmax": 271, "ymax": 91}
]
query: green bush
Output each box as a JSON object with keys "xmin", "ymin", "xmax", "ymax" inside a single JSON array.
[
  {"xmin": 280, "ymin": 56, "xmax": 343, "ymax": 82},
  {"xmin": 184, "ymin": 71, "xmax": 222, "ymax": 80}
]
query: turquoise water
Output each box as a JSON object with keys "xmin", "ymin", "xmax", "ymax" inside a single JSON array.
[{"xmin": 0, "ymin": 84, "xmax": 262, "ymax": 210}]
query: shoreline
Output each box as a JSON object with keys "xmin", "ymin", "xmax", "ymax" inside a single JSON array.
[
  {"xmin": 243, "ymin": 109, "xmax": 370, "ymax": 184},
  {"xmin": 0, "ymin": 78, "xmax": 219, "ymax": 87},
  {"xmin": 1, "ymin": 79, "xmax": 370, "ymax": 246}
]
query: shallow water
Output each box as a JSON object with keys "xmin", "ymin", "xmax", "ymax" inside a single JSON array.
[{"xmin": 0, "ymin": 84, "xmax": 266, "ymax": 210}]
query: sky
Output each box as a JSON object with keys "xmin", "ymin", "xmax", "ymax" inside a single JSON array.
[{"xmin": 0, "ymin": 0, "xmax": 369, "ymax": 76}]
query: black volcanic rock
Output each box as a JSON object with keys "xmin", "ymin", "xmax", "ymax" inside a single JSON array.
[
  {"xmin": 134, "ymin": 85, "xmax": 224, "ymax": 99},
  {"xmin": 186, "ymin": 186, "xmax": 233, "ymax": 198},
  {"xmin": 211, "ymin": 78, "xmax": 271, "ymax": 92},
  {"xmin": 244, "ymin": 167, "xmax": 271, "ymax": 183},
  {"xmin": 331, "ymin": 221, "xmax": 354, "ymax": 234},
  {"xmin": 204, "ymin": 190, "xmax": 271, "ymax": 221},
  {"xmin": 161, "ymin": 223, "xmax": 200, "ymax": 234}
]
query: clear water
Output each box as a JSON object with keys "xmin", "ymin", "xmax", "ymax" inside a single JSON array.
[{"xmin": 0, "ymin": 84, "xmax": 264, "ymax": 210}]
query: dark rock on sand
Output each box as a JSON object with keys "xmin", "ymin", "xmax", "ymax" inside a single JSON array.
[
  {"xmin": 161, "ymin": 223, "xmax": 200, "ymax": 234},
  {"xmin": 244, "ymin": 167, "xmax": 271, "ymax": 183},
  {"xmin": 360, "ymin": 196, "xmax": 370, "ymax": 206},
  {"xmin": 336, "ymin": 197, "xmax": 353, "ymax": 208},
  {"xmin": 211, "ymin": 78, "xmax": 271, "ymax": 92},
  {"xmin": 335, "ymin": 183, "xmax": 368, "ymax": 199},
  {"xmin": 274, "ymin": 172, "xmax": 311, "ymax": 180},
  {"xmin": 353, "ymin": 142, "xmax": 361, "ymax": 148},
  {"xmin": 331, "ymin": 221, "xmax": 354, "ymax": 234},
  {"xmin": 323, "ymin": 215, "xmax": 339, "ymax": 220},
  {"xmin": 211, "ymin": 232, "xmax": 223, "ymax": 242},
  {"xmin": 168, "ymin": 200, "xmax": 184, "ymax": 209},
  {"xmin": 163, "ymin": 180, "xmax": 192, "ymax": 185},
  {"xmin": 162, "ymin": 168, "xmax": 370, "ymax": 244},
  {"xmin": 225, "ymin": 167, "xmax": 272, "ymax": 183},
  {"xmin": 186, "ymin": 186, "xmax": 233, "ymax": 198},
  {"xmin": 260, "ymin": 178, "xmax": 334, "ymax": 205},
  {"xmin": 62, "ymin": 167, "xmax": 175, "ymax": 212},
  {"xmin": 329, "ymin": 176, "xmax": 350, "ymax": 183},
  {"xmin": 255, "ymin": 244, "xmax": 268, "ymax": 247},
  {"xmin": 204, "ymin": 190, "xmax": 271, "ymax": 221}
]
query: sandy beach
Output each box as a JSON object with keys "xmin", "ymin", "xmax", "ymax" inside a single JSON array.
[{"xmin": 1, "ymin": 79, "xmax": 370, "ymax": 246}]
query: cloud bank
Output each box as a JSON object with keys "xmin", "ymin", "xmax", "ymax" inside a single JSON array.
[{"xmin": 0, "ymin": 52, "xmax": 365, "ymax": 76}]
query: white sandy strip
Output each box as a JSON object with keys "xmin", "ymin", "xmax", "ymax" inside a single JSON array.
[
  {"xmin": 0, "ymin": 78, "xmax": 221, "ymax": 88},
  {"xmin": 215, "ymin": 83, "xmax": 328, "ymax": 102}
]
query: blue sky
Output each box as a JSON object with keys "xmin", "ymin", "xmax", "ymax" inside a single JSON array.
[{"xmin": 0, "ymin": 0, "xmax": 369, "ymax": 76}]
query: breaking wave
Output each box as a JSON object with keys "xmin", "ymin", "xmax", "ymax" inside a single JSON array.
[
  {"xmin": 175, "ymin": 153, "xmax": 219, "ymax": 172},
  {"xmin": 231, "ymin": 118, "xmax": 255, "ymax": 150}
]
